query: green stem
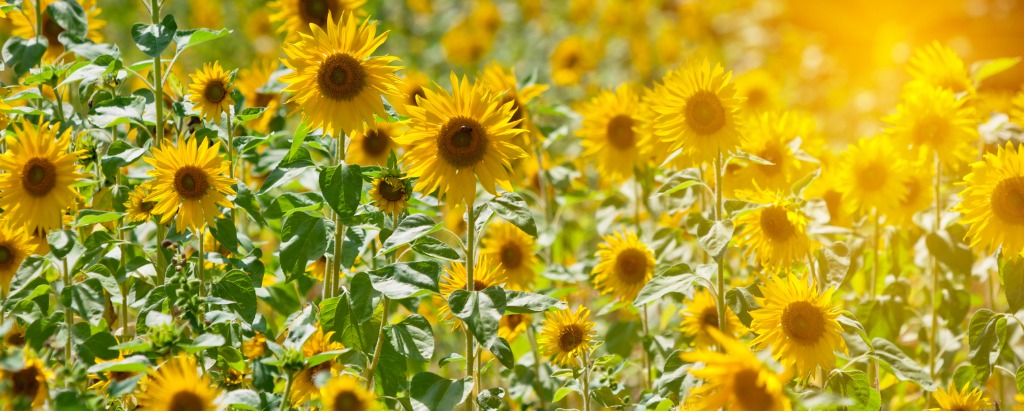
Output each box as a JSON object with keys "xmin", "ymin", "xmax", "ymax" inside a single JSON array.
[
  {"xmin": 641, "ymin": 304, "xmax": 652, "ymax": 390},
  {"xmin": 465, "ymin": 201, "xmax": 478, "ymax": 411},
  {"xmin": 364, "ymin": 296, "xmax": 390, "ymax": 390},
  {"xmin": 331, "ymin": 135, "xmax": 347, "ymax": 298},
  {"xmin": 281, "ymin": 371, "xmax": 294, "ymax": 410},
  {"xmin": 150, "ymin": 0, "xmax": 167, "ymax": 286},
  {"xmin": 929, "ymin": 158, "xmax": 941, "ymax": 379},
  {"xmin": 867, "ymin": 209, "xmax": 880, "ymax": 390},
  {"xmin": 526, "ymin": 325, "xmax": 546, "ymax": 410},
  {"xmin": 63, "ymin": 256, "xmax": 72, "ymax": 375},
  {"xmin": 714, "ymin": 152, "xmax": 727, "ymax": 335},
  {"xmin": 197, "ymin": 227, "xmax": 206, "ymax": 300},
  {"xmin": 581, "ymin": 350, "xmax": 591, "ymax": 412}
]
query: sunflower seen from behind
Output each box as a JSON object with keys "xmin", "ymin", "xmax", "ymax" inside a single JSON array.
[
  {"xmin": 592, "ymin": 228, "xmax": 655, "ymax": 303},
  {"xmin": 280, "ymin": 12, "xmax": 401, "ymax": 137},
  {"xmin": 679, "ymin": 288, "xmax": 746, "ymax": 348},
  {"xmin": 0, "ymin": 120, "xmax": 86, "ymax": 236},
  {"xmin": 139, "ymin": 354, "xmax": 221, "ymax": 411},
  {"xmin": 142, "ymin": 137, "xmax": 236, "ymax": 233},
  {"xmin": 320, "ymin": 375, "xmax": 379, "ymax": 410},
  {"xmin": 0, "ymin": 220, "xmax": 38, "ymax": 295},
  {"xmin": 480, "ymin": 220, "xmax": 537, "ymax": 290},
  {"xmin": 681, "ymin": 328, "xmax": 792, "ymax": 411},
  {"xmin": 956, "ymin": 141, "xmax": 1024, "ymax": 256},
  {"xmin": 397, "ymin": 73, "xmax": 527, "ymax": 206},
  {"xmin": 734, "ymin": 188, "xmax": 812, "ymax": 271},
  {"xmin": 886, "ymin": 85, "xmax": 977, "ymax": 166},
  {"xmin": 577, "ymin": 84, "xmax": 646, "ymax": 183},
  {"xmin": 837, "ymin": 137, "xmax": 908, "ymax": 216},
  {"xmin": 188, "ymin": 61, "xmax": 236, "ymax": 123},
  {"xmin": 930, "ymin": 383, "xmax": 990, "ymax": 411},
  {"xmin": 538, "ymin": 305, "xmax": 597, "ymax": 367}
]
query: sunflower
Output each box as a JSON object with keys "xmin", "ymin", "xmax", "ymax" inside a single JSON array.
[
  {"xmin": 679, "ymin": 288, "xmax": 746, "ymax": 348},
  {"xmin": 0, "ymin": 220, "xmax": 38, "ymax": 294},
  {"xmin": 392, "ymin": 70, "xmax": 431, "ymax": 116},
  {"xmin": 268, "ymin": 0, "xmax": 366, "ymax": 39},
  {"xmin": 4, "ymin": 322, "xmax": 26, "ymax": 348},
  {"xmin": 346, "ymin": 122, "xmax": 402, "ymax": 166},
  {"xmin": 236, "ymin": 58, "xmax": 282, "ymax": 134},
  {"xmin": 320, "ymin": 375, "xmax": 379, "ymax": 410},
  {"xmin": 956, "ymin": 141, "xmax": 1024, "ymax": 256},
  {"xmin": 890, "ymin": 151, "xmax": 934, "ymax": 228},
  {"xmin": 0, "ymin": 350, "xmax": 53, "ymax": 408},
  {"xmin": 650, "ymin": 59, "xmax": 744, "ymax": 166},
  {"xmin": 439, "ymin": 257, "xmax": 506, "ymax": 330},
  {"xmin": 280, "ymin": 12, "xmax": 401, "ymax": 137},
  {"xmin": 886, "ymin": 85, "xmax": 977, "ymax": 166},
  {"xmin": 750, "ymin": 272, "xmax": 847, "ymax": 377},
  {"xmin": 88, "ymin": 352, "xmax": 140, "ymax": 394},
  {"xmin": 10, "ymin": 0, "xmax": 106, "ymax": 62},
  {"xmin": 498, "ymin": 313, "xmax": 532, "ymax": 342},
  {"xmin": 577, "ymin": 84, "xmax": 645, "ymax": 183},
  {"xmin": 369, "ymin": 175, "xmax": 412, "ymax": 216},
  {"xmin": 396, "ymin": 73, "xmax": 527, "ymax": 206},
  {"xmin": 0, "ymin": 120, "xmax": 86, "ymax": 236},
  {"xmin": 550, "ymin": 36, "xmax": 598, "ymax": 87},
  {"xmin": 242, "ymin": 331, "xmax": 268, "ymax": 359},
  {"xmin": 1011, "ymin": 89, "xmax": 1024, "ymax": 128},
  {"xmin": 837, "ymin": 137, "xmax": 908, "ymax": 216},
  {"xmin": 930, "ymin": 383, "xmax": 990, "ymax": 411},
  {"xmin": 735, "ymin": 68, "xmax": 782, "ymax": 114},
  {"xmin": 681, "ymin": 328, "xmax": 792, "ymax": 411},
  {"xmin": 731, "ymin": 111, "xmax": 815, "ymax": 193},
  {"xmin": 142, "ymin": 137, "xmax": 236, "ymax": 233},
  {"xmin": 291, "ymin": 324, "xmax": 345, "ymax": 406},
  {"xmin": 480, "ymin": 221, "xmax": 537, "ymax": 290},
  {"xmin": 538, "ymin": 305, "xmax": 597, "ymax": 367},
  {"xmin": 479, "ymin": 62, "xmax": 548, "ymax": 143},
  {"xmin": 906, "ymin": 41, "xmax": 974, "ymax": 95},
  {"xmin": 124, "ymin": 186, "xmax": 157, "ymax": 224},
  {"xmin": 139, "ymin": 354, "xmax": 221, "ymax": 410},
  {"xmin": 307, "ymin": 255, "xmax": 328, "ymax": 281},
  {"xmin": 188, "ymin": 62, "xmax": 236, "ymax": 123},
  {"xmin": 592, "ymin": 228, "xmax": 655, "ymax": 303},
  {"xmin": 734, "ymin": 188, "xmax": 812, "ymax": 271},
  {"xmin": 442, "ymin": 20, "xmax": 494, "ymax": 68}
]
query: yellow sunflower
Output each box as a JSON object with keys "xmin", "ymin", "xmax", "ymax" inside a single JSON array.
[
  {"xmin": 369, "ymin": 175, "xmax": 411, "ymax": 216},
  {"xmin": 346, "ymin": 121, "xmax": 402, "ymax": 166},
  {"xmin": 142, "ymin": 137, "xmax": 236, "ymax": 233},
  {"xmin": 498, "ymin": 313, "xmax": 532, "ymax": 342},
  {"xmin": 307, "ymin": 255, "xmax": 328, "ymax": 281},
  {"xmin": 930, "ymin": 383, "xmax": 990, "ymax": 411},
  {"xmin": 538, "ymin": 305, "xmax": 597, "ymax": 367},
  {"xmin": 291, "ymin": 324, "xmax": 345, "ymax": 406},
  {"xmin": 734, "ymin": 188, "xmax": 812, "ymax": 271},
  {"xmin": 1011, "ymin": 89, "xmax": 1024, "ymax": 128},
  {"xmin": 0, "ymin": 220, "xmax": 38, "ymax": 294},
  {"xmin": 735, "ymin": 68, "xmax": 782, "ymax": 114},
  {"xmin": 268, "ymin": 0, "xmax": 366, "ymax": 39},
  {"xmin": 188, "ymin": 61, "xmax": 236, "ymax": 123},
  {"xmin": 650, "ymin": 59, "xmax": 744, "ymax": 166},
  {"xmin": 681, "ymin": 328, "xmax": 792, "ymax": 411},
  {"xmin": 439, "ymin": 257, "xmax": 506, "ymax": 330},
  {"xmin": 592, "ymin": 228, "xmax": 655, "ymax": 303},
  {"xmin": 679, "ymin": 288, "xmax": 746, "ymax": 348},
  {"xmin": 280, "ymin": 12, "xmax": 401, "ymax": 137},
  {"xmin": 480, "ymin": 220, "xmax": 537, "ymax": 290},
  {"xmin": 956, "ymin": 141, "xmax": 1024, "ymax": 256},
  {"xmin": 242, "ymin": 331, "xmax": 268, "ymax": 359},
  {"xmin": 236, "ymin": 58, "xmax": 282, "ymax": 134},
  {"xmin": 886, "ymin": 85, "xmax": 977, "ymax": 166},
  {"xmin": 550, "ymin": 36, "xmax": 598, "ymax": 87},
  {"xmin": 10, "ymin": 0, "xmax": 106, "ymax": 62},
  {"xmin": 4, "ymin": 322, "xmax": 26, "ymax": 348},
  {"xmin": 731, "ymin": 111, "xmax": 815, "ymax": 193},
  {"xmin": 0, "ymin": 350, "xmax": 53, "ymax": 409},
  {"xmin": 479, "ymin": 62, "xmax": 548, "ymax": 142},
  {"xmin": 577, "ymin": 84, "xmax": 645, "ymax": 183},
  {"xmin": 124, "ymin": 186, "xmax": 157, "ymax": 223},
  {"xmin": 391, "ymin": 70, "xmax": 431, "ymax": 116},
  {"xmin": 906, "ymin": 41, "xmax": 974, "ymax": 95},
  {"xmin": 139, "ymin": 354, "xmax": 221, "ymax": 410},
  {"xmin": 837, "ymin": 137, "xmax": 908, "ymax": 216},
  {"xmin": 890, "ymin": 151, "xmax": 934, "ymax": 228},
  {"xmin": 396, "ymin": 73, "xmax": 527, "ymax": 206},
  {"xmin": 88, "ymin": 352, "xmax": 140, "ymax": 394},
  {"xmin": 750, "ymin": 272, "xmax": 848, "ymax": 377},
  {"xmin": 442, "ymin": 20, "xmax": 494, "ymax": 68},
  {"xmin": 0, "ymin": 120, "xmax": 86, "ymax": 236},
  {"xmin": 320, "ymin": 375, "xmax": 379, "ymax": 410}
]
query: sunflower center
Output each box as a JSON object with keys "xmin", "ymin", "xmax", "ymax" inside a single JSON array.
[
  {"xmin": 614, "ymin": 248, "xmax": 649, "ymax": 285},
  {"xmin": 902, "ymin": 179, "xmax": 921, "ymax": 206},
  {"xmin": 781, "ymin": 300, "xmax": 826, "ymax": 345},
  {"xmin": 733, "ymin": 367, "xmax": 775, "ymax": 411},
  {"xmin": 760, "ymin": 205, "xmax": 796, "ymax": 242},
  {"xmin": 11, "ymin": 366, "xmax": 41, "ymax": 400},
  {"xmin": 856, "ymin": 160, "xmax": 888, "ymax": 191},
  {"xmin": 332, "ymin": 390, "xmax": 363, "ymax": 411},
  {"xmin": 505, "ymin": 314, "xmax": 524, "ymax": 329},
  {"xmin": 299, "ymin": 0, "xmax": 333, "ymax": 27},
  {"xmin": 991, "ymin": 176, "xmax": 1024, "ymax": 225},
  {"xmin": 377, "ymin": 178, "xmax": 406, "ymax": 202},
  {"xmin": 167, "ymin": 389, "xmax": 206, "ymax": 411},
  {"xmin": 563, "ymin": 52, "xmax": 581, "ymax": 69},
  {"xmin": 472, "ymin": 280, "xmax": 489, "ymax": 291},
  {"xmin": 437, "ymin": 117, "xmax": 488, "ymax": 169},
  {"xmin": 685, "ymin": 90, "xmax": 726, "ymax": 135},
  {"xmin": 254, "ymin": 92, "xmax": 276, "ymax": 108},
  {"xmin": 911, "ymin": 114, "xmax": 950, "ymax": 147},
  {"xmin": 606, "ymin": 114, "xmax": 636, "ymax": 150},
  {"xmin": 361, "ymin": 130, "xmax": 390, "ymax": 159},
  {"xmin": 108, "ymin": 371, "xmax": 135, "ymax": 382},
  {"xmin": 174, "ymin": 166, "xmax": 210, "ymax": 200},
  {"xmin": 21, "ymin": 158, "xmax": 58, "ymax": 197},
  {"xmin": 317, "ymin": 54, "xmax": 368, "ymax": 102},
  {"xmin": 756, "ymin": 143, "xmax": 785, "ymax": 176},
  {"xmin": 5, "ymin": 331, "xmax": 25, "ymax": 347},
  {"xmin": 140, "ymin": 201, "xmax": 157, "ymax": 213},
  {"xmin": 0, "ymin": 245, "xmax": 13, "ymax": 266},
  {"xmin": 204, "ymin": 81, "xmax": 228, "ymax": 104},
  {"xmin": 558, "ymin": 324, "xmax": 585, "ymax": 352},
  {"xmin": 499, "ymin": 243, "xmax": 523, "ymax": 269},
  {"xmin": 42, "ymin": 15, "xmax": 64, "ymax": 48},
  {"xmin": 746, "ymin": 88, "xmax": 767, "ymax": 109},
  {"xmin": 700, "ymin": 306, "xmax": 719, "ymax": 329}
]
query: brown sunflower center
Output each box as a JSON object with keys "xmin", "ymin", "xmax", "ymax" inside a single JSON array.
[
  {"xmin": 361, "ymin": 130, "xmax": 390, "ymax": 159},
  {"xmin": 21, "ymin": 158, "xmax": 58, "ymax": 198},
  {"xmin": 746, "ymin": 88, "xmax": 767, "ymax": 110},
  {"xmin": 254, "ymin": 92, "xmax": 276, "ymax": 108},
  {"xmin": 11, "ymin": 366, "xmax": 41, "ymax": 400},
  {"xmin": 558, "ymin": 324, "xmax": 585, "ymax": 352},
  {"xmin": 781, "ymin": 300, "xmax": 826, "ymax": 345},
  {"xmin": 299, "ymin": 0, "xmax": 333, "ymax": 27},
  {"xmin": 685, "ymin": 90, "xmax": 726, "ymax": 135},
  {"xmin": 437, "ymin": 117, "xmax": 488, "ymax": 169},
  {"xmin": 991, "ymin": 176, "xmax": 1024, "ymax": 225},
  {"xmin": 911, "ymin": 114, "xmax": 950, "ymax": 147},
  {"xmin": 700, "ymin": 306, "xmax": 719, "ymax": 329},
  {"xmin": 606, "ymin": 114, "xmax": 636, "ymax": 150},
  {"xmin": 563, "ymin": 52, "xmax": 581, "ymax": 70},
  {"xmin": 317, "ymin": 54, "xmax": 367, "ymax": 102},
  {"xmin": 42, "ymin": 15, "xmax": 64, "ymax": 48},
  {"xmin": 505, "ymin": 314, "xmax": 524, "ymax": 329},
  {"xmin": 108, "ymin": 370, "xmax": 135, "ymax": 382},
  {"xmin": 902, "ymin": 179, "xmax": 922, "ymax": 207},
  {"xmin": 332, "ymin": 390, "xmax": 363, "ymax": 411},
  {"xmin": 167, "ymin": 389, "xmax": 206, "ymax": 411},
  {"xmin": 4, "ymin": 330, "xmax": 25, "ymax": 347},
  {"xmin": 614, "ymin": 248, "xmax": 649, "ymax": 285},
  {"xmin": 733, "ymin": 367, "xmax": 775, "ymax": 411},
  {"xmin": 760, "ymin": 205, "xmax": 796, "ymax": 242},
  {"xmin": 0, "ymin": 245, "xmax": 13, "ymax": 267},
  {"xmin": 472, "ymin": 280, "xmax": 489, "ymax": 291},
  {"xmin": 855, "ymin": 160, "xmax": 888, "ymax": 191},
  {"xmin": 499, "ymin": 243, "xmax": 523, "ymax": 269},
  {"xmin": 204, "ymin": 81, "xmax": 228, "ymax": 104},
  {"xmin": 174, "ymin": 166, "xmax": 210, "ymax": 200},
  {"xmin": 756, "ymin": 143, "xmax": 785, "ymax": 176},
  {"xmin": 377, "ymin": 178, "xmax": 407, "ymax": 202},
  {"xmin": 140, "ymin": 201, "xmax": 157, "ymax": 213}
]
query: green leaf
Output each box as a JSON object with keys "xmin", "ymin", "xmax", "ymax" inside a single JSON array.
[
  {"xmin": 504, "ymin": 290, "xmax": 566, "ymax": 313},
  {"xmin": 870, "ymin": 337, "xmax": 936, "ymax": 390},
  {"xmin": 131, "ymin": 14, "xmax": 177, "ymax": 58},
  {"xmin": 633, "ymin": 263, "xmax": 700, "ymax": 307},
  {"xmin": 656, "ymin": 168, "xmax": 704, "ymax": 197},
  {"xmin": 825, "ymin": 370, "xmax": 881, "ymax": 411},
  {"xmin": 1015, "ymin": 364, "xmax": 1024, "ymax": 394},
  {"xmin": 47, "ymin": 229, "xmax": 77, "ymax": 259},
  {"xmin": 319, "ymin": 162, "xmax": 362, "ymax": 219},
  {"xmin": 73, "ymin": 210, "xmax": 124, "ymax": 227},
  {"xmin": 213, "ymin": 270, "xmax": 257, "ymax": 323},
  {"xmin": 365, "ymin": 261, "xmax": 441, "ymax": 300},
  {"xmin": 487, "ymin": 192, "xmax": 537, "ymax": 237},
  {"xmin": 817, "ymin": 242, "xmax": 852, "ymax": 290},
  {"xmin": 86, "ymin": 355, "xmax": 150, "ymax": 374},
  {"xmin": 61, "ymin": 278, "xmax": 105, "ymax": 326},
  {"xmin": 411, "ymin": 237, "xmax": 461, "ymax": 261},
  {"xmin": 448, "ymin": 286, "xmax": 506, "ymax": 348},
  {"xmin": 971, "ymin": 57, "xmax": 1021, "ymax": 86},
  {"xmin": 410, "ymin": 372, "xmax": 473, "ymax": 411},
  {"xmin": 80, "ymin": 331, "xmax": 119, "ymax": 361},
  {"xmin": 379, "ymin": 214, "xmax": 442, "ymax": 256},
  {"xmin": 725, "ymin": 284, "xmax": 758, "ymax": 327},
  {"xmin": 477, "ymin": 388, "xmax": 505, "ymax": 411},
  {"xmin": 235, "ymin": 107, "xmax": 266, "ymax": 122},
  {"xmin": 47, "ymin": 0, "xmax": 88, "ymax": 39},
  {"xmin": 968, "ymin": 309, "xmax": 1007, "ymax": 383},
  {"xmin": 222, "ymin": 389, "xmax": 261, "ymax": 411},
  {"xmin": 209, "ymin": 213, "xmax": 239, "ymax": 255},
  {"xmin": 182, "ymin": 333, "xmax": 227, "ymax": 353},
  {"xmin": 838, "ymin": 311, "xmax": 872, "ymax": 349},
  {"xmin": 173, "ymin": 28, "xmax": 231, "ymax": 52},
  {"xmin": 234, "ymin": 184, "xmax": 265, "ymax": 226},
  {"xmin": 1000, "ymin": 253, "xmax": 1024, "ymax": 313},
  {"xmin": 3, "ymin": 36, "xmax": 47, "ymax": 77},
  {"xmin": 698, "ymin": 220, "xmax": 733, "ymax": 260},
  {"xmin": 278, "ymin": 212, "xmax": 328, "ymax": 278},
  {"xmin": 388, "ymin": 314, "xmax": 434, "ymax": 362}
]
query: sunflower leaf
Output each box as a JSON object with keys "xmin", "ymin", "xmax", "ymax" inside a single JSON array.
[
  {"xmin": 697, "ymin": 220, "xmax": 733, "ymax": 260},
  {"xmin": 411, "ymin": 237, "xmax": 461, "ymax": 260},
  {"xmin": 364, "ymin": 261, "xmax": 441, "ymax": 300},
  {"xmin": 388, "ymin": 314, "xmax": 435, "ymax": 362},
  {"xmin": 487, "ymin": 192, "xmax": 538, "ymax": 237},
  {"xmin": 380, "ymin": 214, "xmax": 442, "ymax": 256},
  {"xmin": 319, "ymin": 162, "xmax": 363, "ymax": 219},
  {"xmin": 2, "ymin": 36, "xmax": 47, "ymax": 77},
  {"xmin": 633, "ymin": 264, "xmax": 698, "ymax": 307},
  {"xmin": 278, "ymin": 212, "xmax": 328, "ymax": 279},
  {"xmin": 173, "ymin": 28, "xmax": 232, "ymax": 53},
  {"xmin": 410, "ymin": 372, "xmax": 474, "ymax": 411},
  {"xmin": 999, "ymin": 253, "xmax": 1024, "ymax": 313},
  {"xmin": 46, "ymin": 0, "xmax": 88, "ymax": 40},
  {"xmin": 130, "ymin": 14, "xmax": 177, "ymax": 58},
  {"xmin": 505, "ymin": 290, "xmax": 566, "ymax": 313},
  {"xmin": 870, "ymin": 337, "xmax": 937, "ymax": 390},
  {"xmin": 448, "ymin": 286, "xmax": 506, "ymax": 349}
]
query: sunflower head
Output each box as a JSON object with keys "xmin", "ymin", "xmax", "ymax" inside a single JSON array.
[
  {"xmin": 125, "ymin": 185, "xmax": 158, "ymax": 224},
  {"xmin": 930, "ymin": 383, "xmax": 990, "ymax": 411},
  {"xmin": 188, "ymin": 61, "xmax": 236, "ymax": 123},
  {"xmin": 886, "ymin": 85, "xmax": 977, "ymax": 166},
  {"xmin": 268, "ymin": 0, "xmax": 367, "ymax": 39},
  {"xmin": 499, "ymin": 313, "xmax": 532, "ymax": 342},
  {"xmin": 681, "ymin": 328, "xmax": 792, "ymax": 411},
  {"xmin": 837, "ymin": 137, "xmax": 908, "ymax": 216},
  {"xmin": 369, "ymin": 156, "xmax": 413, "ymax": 218},
  {"xmin": 1, "ymin": 350, "xmax": 53, "ymax": 409},
  {"xmin": 956, "ymin": 141, "xmax": 1024, "ymax": 256},
  {"xmin": 291, "ymin": 324, "xmax": 345, "ymax": 406},
  {"xmin": 577, "ymin": 84, "xmax": 645, "ymax": 183},
  {"xmin": 347, "ymin": 121, "xmax": 402, "ymax": 167},
  {"xmin": 890, "ymin": 151, "xmax": 934, "ymax": 228},
  {"xmin": 143, "ymin": 137, "xmax": 236, "ymax": 234},
  {"xmin": 732, "ymin": 111, "xmax": 816, "ymax": 193},
  {"xmin": 479, "ymin": 62, "xmax": 548, "ymax": 141},
  {"xmin": 319, "ymin": 375, "xmax": 378, "ymax": 410},
  {"xmin": 550, "ymin": 36, "xmax": 598, "ymax": 86},
  {"xmin": 236, "ymin": 58, "xmax": 282, "ymax": 134},
  {"xmin": 735, "ymin": 188, "xmax": 811, "ymax": 271},
  {"xmin": 679, "ymin": 288, "xmax": 747, "ymax": 348},
  {"xmin": 735, "ymin": 68, "xmax": 781, "ymax": 114},
  {"xmin": 0, "ymin": 220, "xmax": 38, "ymax": 294},
  {"xmin": 592, "ymin": 228, "xmax": 655, "ymax": 303},
  {"xmin": 439, "ymin": 256, "xmax": 506, "ymax": 330},
  {"xmin": 243, "ymin": 332, "xmax": 268, "ymax": 359},
  {"xmin": 139, "ymin": 354, "xmax": 221, "ymax": 411},
  {"xmin": 538, "ymin": 305, "xmax": 597, "ymax": 367},
  {"xmin": 480, "ymin": 220, "xmax": 537, "ymax": 291},
  {"xmin": 906, "ymin": 41, "xmax": 974, "ymax": 96}
]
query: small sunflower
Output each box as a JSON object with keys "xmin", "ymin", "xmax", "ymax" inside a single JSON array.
[
  {"xmin": 650, "ymin": 59, "xmax": 744, "ymax": 166},
  {"xmin": 592, "ymin": 228, "xmax": 655, "ymax": 303},
  {"xmin": 236, "ymin": 58, "xmax": 282, "ymax": 134},
  {"xmin": 1011, "ymin": 89, "xmax": 1024, "ymax": 128},
  {"xmin": 139, "ymin": 354, "xmax": 221, "ymax": 410},
  {"xmin": 346, "ymin": 121, "xmax": 402, "ymax": 167},
  {"xmin": 681, "ymin": 328, "xmax": 792, "ymax": 411},
  {"xmin": 392, "ymin": 70, "xmax": 431, "ymax": 116},
  {"xmin": 886, "ymin": 85, "xmax": 977, "ymax": 166},
  {"xmin": 930, "ymin": 383, "xmax": 990, "ymax": 411},
  {"xmin": 734, "ymin": 188, "xmax": 812, "ymax": 271},
  {"xmin": 0, "ymin": 120, "xmax": 86, "ymax": 236},
  {"xmin": 890, "ymin": 152, "xmax": 934, "ymax": 228},
  {"xmin": 291, "ymin": 324, "xmax": 345, "ymax": 406},
  {"xmin": 4, "ymin": 322, "xmax": 26, "ymax": 348},
  {"xmin": 142, "ymin": 137, "xmax": 236, "ymax": 233},
  {"xmin": 242, "ymin": 331, "xmax": 268, "ymax": 359},
  {"xmin": 479, "ymin": 62, "xmax": 548, "ymax": 142},
  {"xmin": 124, "ymin": 186, "xmax": 157, "ymax": 224},
  {"xmin": 10, "ymin": 0, "xmax": 106, "ymax": 62},
  {"xmin": 369, "ymin": 175, "xmax": 412, "ymax": 216},
  {"xmin": 307, "ymin": 255, "xmax": 328, "ymax": 281},
  {"xmin": 906, "ymin": 41, "xmax": 974, "ymax": 95},
  {"xmin": 480, "ymin": 220, "xmax": 537, "ymax": 291},
  {"xmin": 538, "ymin": 305, "xmax": 597, "ymax": 367},
  {"xmin": 837, "ymin": 137, "xmax": 908, "ymax": 216},
  {"xmin": 550, "ymin": 36, "xmax": 598, "ymax": 87},
  {"xmin": 0, "ymin": 220, "xmax": 38, "ymax": 294},
  {"xmin": 439, "ymin": 257, "xmax": 506, "ymax": 330},
  {"xmin": 442, "ymin": 21, "xmax": 494, "ymax": 68},
  {"xmin": 731, "ymin": 111, "xmax": 815, "ymax": 193},
  {"xmin": 268, "ymin": 0, "xmax": 366, "ymax": 39},
  {"xmin": 188, "ymin": 61, "xmax": 236, "ymax": 123},
  {"xmin": 750, "ymin": 272, "xmax": 848, "ymax": 377},
  {"xmin": 0, "ymin": 350, "xmax": 53, "ymax": 409},
  {"xmin": 956, "ymin": 141, "xmax": 1024, "ymax": 256},
  {"xmin": 577, "ymin": 84, "xmax": 645, "ymax": 183},
  {"xmin": 320, "ymin": 375, "xmax": 379, "ymax": 410},
  {"xmin": 280, "ymin": 12, "xmax": 402, "ymax": 137},
  {"xmin": 679, "ymin": 288, "xmax": 746, "ymax": 348},
  {"xmin": 88, "ymin": 352, "xmax": 140, "ymax": 394},
  {"xmin": 735, "ymin": 68, "xmax": 782, "ymax": 114},
  {"xmin": 498, "ymin": 313, "xmax": 532, "ymax": 342},
  {"xmin": 396, "ymin": 73, "xmax": 527, "ymax": 206}
]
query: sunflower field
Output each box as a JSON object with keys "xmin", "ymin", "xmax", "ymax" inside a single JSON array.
[{"xmin": 2, "ymin": 0, "xmax": 1024, "ymax": 410}]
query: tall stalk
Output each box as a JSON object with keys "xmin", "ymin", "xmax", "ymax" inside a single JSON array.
[
  {"xmin": 365, "ymin": 213, "xmax": 397, "ymax": 389},
  {"xmin": 464, "ymin": 202, "xmax": 478, "ymax": 411},
  {"xmin": 929, "ymin": 158, "xmax": 941, "ymax": 379},
  {"xmin": 330, "ymin": 135, "xmax": 348, "ymax": 298},
  {"xmin": 714, "ymin": 152, "xmax": 727, "ymax": 334},
  {"xmin": 150, "ymin": 0, "xmax": 168, "ymax": 286}
]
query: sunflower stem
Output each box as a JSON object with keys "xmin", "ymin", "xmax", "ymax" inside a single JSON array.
[
  {"xmin": 929, "ymin": 157, "xmax": 941, "ymax": 380},
  {"xmin": 281, "ymin": 371, "xmax": 294, "ymax": 410},
  {"xmin": 331, "ymin": 134, "xmax": 348, "ymax": 298},
  {"xmin": 714, "ymin": 151, "xmax": 728, "ymax": 337},
  {"xmin": 580, "ymin": 350, "xmax": 591, "ymax": 411},
  {"xmin": 640, "ymin": 303, "xmax": 652, "ymax": 390},
  {"xmin": 464, "ymin": 199, "xmax": 478, "ymax": 411},
  {"xmin": 150, "ymin": 0, "xmax": 167, "ymax": 286},
  {"xmin": 62, "ymin": 255, "xmax": 73, "ymax": 376},
  {"xmin": 364, "ymin": 296, "xmax": 390, "ymax": 391},
  {"xmin": 197, "ymin": 227, "xmax": 206, "ymax": 300},
  {"xmin": 867, "ymin": 209, "xmax": 881, "ymax": 391},
  {"xmin": 525, "ymin": 325, "xmax": 546, "ymax": 409}
]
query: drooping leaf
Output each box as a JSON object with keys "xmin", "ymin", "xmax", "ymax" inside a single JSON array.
[
  {"xmin": 388, "ymin": 314, "xmax": 434, "ymax": 362},
  {"xmin": 410, "ymin": 372, "xmax": 473, "ymax": 411},
  {"xmin": 131, "ymin": 14, "xmax": 177, "ymax": 57},
  {"xmin": 870, "ymin": 337, "xmax": 936, "ymax": 390},
  {"xmin": 487, "ymin": 192, "xmax": 538, "ymax": 237},
  {"xmin": 379, "ymin": 214, "xmax": 442, "ymax": 256},
  {"xmin": 364, "ymin": 261, "xmax": 441, "ymax": 300},
  {"xmin": 278, "ymin": 212, "xmax": 328, "ymax": 279},
  {"xmin": 448, "ymin": 286, "xmax": 506, "ymax": 349},
  {"xmin": 504, "ymin": 290, "xmax": 566, "ymax": 313}
]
